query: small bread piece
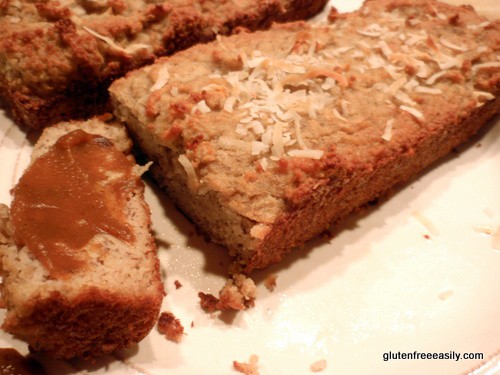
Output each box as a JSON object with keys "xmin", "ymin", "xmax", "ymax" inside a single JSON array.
[
  {"xmin": 110, "ymin": 0, "xmax": 499, "ymax": 273},
  {"xmin": 0, "ymin": 118, "xmax": 163, "ymax": 359},
  {"xmin": 0, "ymin": 0, "xmax": 327, "ymax": 129}
]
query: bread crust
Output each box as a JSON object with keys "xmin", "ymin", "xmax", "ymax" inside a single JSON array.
[
  {"xmin": 2, "ymin": 288, "xmax": 161, "ymax": 359},
  {"xmin": 0, "ymin": 0, "xmax": 327, "ymax": 129},
  {"xmin": 110, "ymin": 0, "xmax": 499, "ymax": 272}
]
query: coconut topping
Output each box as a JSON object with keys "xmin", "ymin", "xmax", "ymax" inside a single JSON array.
[
  {"xmin": 143, "ymin": 3, "xmax": 498, "ymax": 179},
  {"xmin": 150, "ymin": 66, "xmax": 170, "ymax": 92},
  {"xmin": 83, "ymin": 26, "xmax": 150, "ymax": 55}
]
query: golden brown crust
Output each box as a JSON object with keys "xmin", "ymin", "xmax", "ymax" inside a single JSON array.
[
  {"xmin": 3, "ymin": 288, "xmax": 162, "ymax": 359},
  {"xmin": 0, "ymin": 0, "xmax": 327, "ymax": 129}
]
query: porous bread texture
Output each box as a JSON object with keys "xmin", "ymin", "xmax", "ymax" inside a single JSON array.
[
  {"xmin": 0, "ymin": 118, "xmax": 164, "ymax": 359},
  {"xmin": 110, "ymin": 0, "xmax": 500, "ymax": 273},
  {"xmin": 0, "ymin": 0, "xmax": 327, "ymax": 129}
]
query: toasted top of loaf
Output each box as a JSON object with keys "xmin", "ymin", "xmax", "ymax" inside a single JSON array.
[
  {"xmin": 110, "ymin": 0, "xmax": 499, "ymax": 237},
  {"xmin": 0, "ymin": 0, "xmax": 327, "ymax": 128},
  {"xmin": 0, "ymin": 118, "xmax": 162, "ymax": 318}
]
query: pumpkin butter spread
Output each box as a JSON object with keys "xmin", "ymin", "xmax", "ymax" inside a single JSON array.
[{"xmin": 10, "ymin": 130, "xmax": 137, "ymax": 278}]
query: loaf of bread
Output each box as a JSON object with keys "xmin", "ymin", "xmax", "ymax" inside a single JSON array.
[
  {"xmin": 0, "ymin": 117, "xmax": 164, "ymax": 359},
  {"xmin": 0, "ymin": 0, "xmax": 327, "ymax": 129},
  {"xmin": 110, "ymin": 0, "xmax": 499, "ymax": 273}
]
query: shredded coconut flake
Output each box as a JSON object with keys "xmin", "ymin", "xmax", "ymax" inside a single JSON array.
[
  {"xmin": 473, "ymin": 225, "xmax": 495, "ymax": 235},
  {"xmin": 287, "ymin": 149, "xmax": 324, "ymax": 159},
  {"xmin": 415, "ymin": 86, "xmax": 442, "ymax": 95},
  {"xmin": 251, "ymin": 141, "xmax": 268, "ymax": 156},
  {"xmin": 150, "ymin": 65, "xmax": 170, "ymax": 92},
  {"xmin": 196, "ymin": 100, "xmax": 211, "ymax": 114},
  {"xmin": 476, "ymin": 46, "xmax": 488, "ymax": 54},
  {"xmin": 425, "ymin": 71, "xmax": 447, "ymax": 85},
  {"xmin": 333, "ymin": 109, "xmax": 347, "ymax": 122},
  {"xmin": 493, "ymin": 226, "xmax": 500, "ymax": 250},
  {"xmin": 405, "ymin": 34, "xmax": 426, "ymax": 46},
  {"xmin": 403, "ymin": 79, "xmax": 419, "ymax": 92},
  {"xmin": 271, "ymin": 122, "xmax": 284, "ymax": 157},
  {"xmin": 472, "ymin": 62, "xmax": 500, "ymax": 74},
  {"xmin": 472, "ymin": 91, "xmax": 495, "ymax": 103},
  {"xmin": 386, "ymin": 76, "xmax": 407, "ymax": 95},
  {"xmin": 467, "ymin": 21, "xmax": 490, "ymax": 30},
  {"xmin": 382, "ymin": 119, "xmax": 394, "ymax": 141},
  {"xmin": 378, "ymin": 40, "xmax": 393, "ymax": 58},
  {"xmin": 260, "ymin": 157, "xmax": 268, "ymax": 171},
  {"xmin": 412, "ymin": 211, "xmax": 439, "ymax": 235},
  {"xmin": 438, "ymin": 289, "xmax": 453, "ymax": 301},
  {"xmin": 178, "ymin": 154, "xmax": 199, "ymax": 190},
  {"xmin": 82, "ymin": 26, "xmax": 149, "ymax": 55},
  {"xmin": 340, "ymin": 99, "xmax": 351, "ymax": 115},
  {"xmin": 415, "ymin": 61, "xmax": 429, "ymax": 78},
  {"xmin": 395, "ymin": 91, "xmax": 416, "ymax": 106},
  {"xmin": 357, "ymin": 23, "xmax": 384, "ymax": 38},
  {"xmin": 218, "ymin": 137, "xmax": 249, "ymax": 151},
  {"xmin": 436, "ymin": 55, "xmax": 461, "ymax": 70},
  {"xmin": 400, "ymin": 105, "xmax": 424, "ymax": 120},
  {"xmin": 439, "ymin": 37, "xmax": 467, "ymax": 52},
  {"xmin": 224, "ymin": 96, "xmax": 237, "ymax": 113}
]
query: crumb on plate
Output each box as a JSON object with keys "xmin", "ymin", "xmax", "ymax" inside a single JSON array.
[
  {"xmin": 310, "ymin": 359, "xmax": 327, "ymax": 372},
  {"xmin": 157, "ymin": 311, "xmax": 184, "ymax": 342},
  {"xmin": 264, "ymin": 273, "xmax": 277, "ymax": 292},
  {"xmin": 233, "ymin": 354, "xmax": 260, "ymax": 375}
]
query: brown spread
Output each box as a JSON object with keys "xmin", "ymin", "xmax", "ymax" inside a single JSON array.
[
  {"xmin": 0, "ymin": 348, "xmax": 45, "ymax": 375},
  {"xmin": 10, "ymin": 130, "xmax": 136, "ymax": 278}
]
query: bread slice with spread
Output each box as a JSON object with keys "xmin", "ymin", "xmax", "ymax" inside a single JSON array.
[{"xmin": 0, "ymin": 117, "xmax": 163, "ymax": 359}]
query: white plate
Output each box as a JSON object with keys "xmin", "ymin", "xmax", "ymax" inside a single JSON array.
[{"xmin": 0, "ymin": 1, "xmax": 499, "ymax": 374}]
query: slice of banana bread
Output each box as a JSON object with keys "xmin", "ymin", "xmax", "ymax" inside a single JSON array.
[
  {"xmin": 0, "ymin": 117, "xmax": 164, "ymax": 359},
  {"xmin": 0, "ymin": 0, "xmax": 327, "ymax": 129},
  {"xmin": 110, "ymin": 0, "xmax": 499, "ymax": 273}
]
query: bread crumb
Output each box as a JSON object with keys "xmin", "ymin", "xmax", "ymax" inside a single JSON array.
[
  {"xmin": 199, "ymin": 274, "xmax": 257, "ymax": 312},
  {"xmin": 264, "ymin": 273, "xmax": 277, "ymax": 292},
  {"xmin": 157, "ymin": 311, "xmax": 184, "ymax": 342},
  {"xmin": 310, "ymin": 359, "xmax": 327, "ymax": 372},
  {"xmin": 217, "ymin": 274, "xmax": 257, "ymax": 310},
  {"xmin": 198, "ymin": 292, "xmax": 220, "ymax": 313},
  {"xmin": 174, "ymin": 280, "xmax": 183, "ymax": 289},
  {"xmin": 438, "ymin": 289, "xmax": 454, "ymax": 301},
  {"xmin": 233, "ymin": 354, "xmax": 260, "ymax": 375}
]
